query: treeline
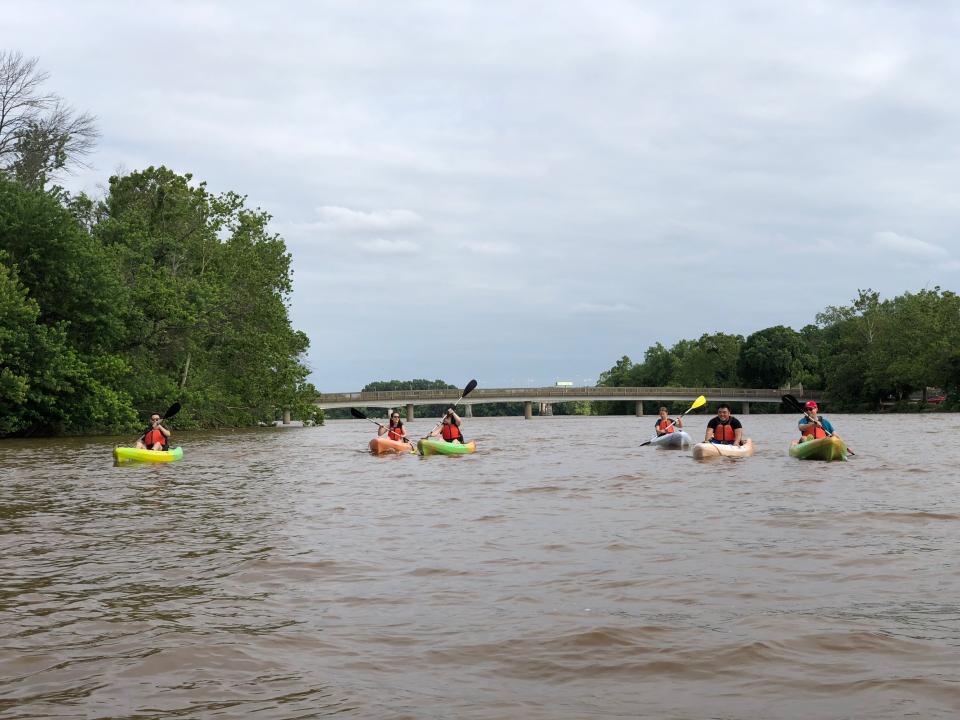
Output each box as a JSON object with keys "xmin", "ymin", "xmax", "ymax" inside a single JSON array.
[
  {"xmin": 598, "ymin": 288, "xmax": 960, "ymax": 411},
  {"xmin": 0, "ymin": 170, "xmax": 319, "ymax": 436},
  {"xmin": 0, "ymin": 52, "xmax": 317, "ymax": 437}
]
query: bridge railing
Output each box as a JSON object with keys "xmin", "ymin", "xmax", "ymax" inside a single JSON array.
[{"xmin": 315, "ymin": 386, "xmax": 816, "ymax": 404}]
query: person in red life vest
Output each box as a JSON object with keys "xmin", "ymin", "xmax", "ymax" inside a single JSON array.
[
  {"xmin": 705, "ymin": 403, "xmax": 743, "ymax": 445},
  {"xmin": 429, "ymin": 408, "xmax": 465, "ymax": 443},
  {"xmin": 136, "ymin": 411, "xmax": 171, "ymax": 451},
  {"xmin": 379, "ymin": 411, "xmax": 410, "ymax": 444},
  {"xmin": 797, "ymin": 401, "xmax": 835, "ymax": 440},
  {"xmin": 654, "ymin": 406, "xmax": 682, "ymax": 436}
]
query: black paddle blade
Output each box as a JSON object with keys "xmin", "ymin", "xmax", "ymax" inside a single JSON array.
[
  {"xmin": 163, "ymin": 402, "xmax": 182, "ymax": 420},
  {"xmin": 463, "ymin": 379, "xmax": 478, "ymax": 397},
  {"xmin": 349, "ymin": 407, "xmax": 367, "ymax": 420},
  {"xmin": 782, "ymin": 394, "xmax": 803, "ymax": 412}
]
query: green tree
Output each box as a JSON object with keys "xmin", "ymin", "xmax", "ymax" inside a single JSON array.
[{"xmin": 737, "ymin": 325, "xmax": 818, "ymax": 388}]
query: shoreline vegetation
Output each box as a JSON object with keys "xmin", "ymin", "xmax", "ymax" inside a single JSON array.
[{"xmin": 0, "ymin": 52, "xmax": 318, "ymax": 438}]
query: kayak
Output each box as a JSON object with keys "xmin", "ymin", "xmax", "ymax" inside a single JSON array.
[
  {"xmin": 648, "ymin": 431, "xmax": 692, "ymax": 449},
  {"xmin": 789, "ymin": 436, "xmax": 848, "ymax": 461},
  {"xmin": 113, "ymin": 446, "xmax": 183, "ymax": 463},
  {"xmin": 692, "ymin": 438, "xmax": 754, "ymax": 460},
  {"xmin": 417, "ymin": 438, "xmax": 477, "ymax": 456},
  {"xmin": 369, "ymin": 436, "xmax": 415, "ymax": 454}
]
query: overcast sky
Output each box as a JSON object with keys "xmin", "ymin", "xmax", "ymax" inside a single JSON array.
[{"xmin": 4, "ymin": 1, "xmax": 960, "ymax": 390}]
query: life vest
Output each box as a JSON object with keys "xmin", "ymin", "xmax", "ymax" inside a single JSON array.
[
  {"xmin": 656, "ymin": 418, "xmax": 675, "ymax": 434},
  {"xmin": 388, "ymin": 424, "xmax": 405, "ymax": 441},
  {"xmin": 713, "ymin": 421, "xmax": 735, "ymax": 444},
  {"xmin": 800, "ymin": 421, "xmax": 828, "ymax": 439},
  {"xmin": 143, "ymin": 427, "xmax": 167, "ymax": 448},
  {"xmin": 441, "ymin": 422, "xmax": 462, "ymax": 441}
]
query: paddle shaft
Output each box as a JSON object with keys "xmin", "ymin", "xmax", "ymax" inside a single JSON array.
[
  {"xmin": 783, "ymin": 395, "xmax": 855, "ymax": 455},
  {"xmin": 422, "ymin": 380, "xmax": 477, "ymax": 441},
  {"xmin": 351, "ymin": 409, "xmax": 416, "ymax": 448},
  {"xmin": 640, "ymin": 395, "xmax": 706, "ymax": 447}
]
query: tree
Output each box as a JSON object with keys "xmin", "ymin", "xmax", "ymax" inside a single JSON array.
[
  {"xmin": 0, "ymin": 51, "xmax": 98, "ymax": 189},
  {"xmin": 738, "ymin": 325, "xmax": 818, "ymax": 388}
]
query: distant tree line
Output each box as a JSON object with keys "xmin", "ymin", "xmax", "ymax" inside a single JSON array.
[
  {"xmin": 597, "ymin": 288, "xmax": 960, "ymax": 412},
  {"xmin": 0, "ymin": 53, "xmax": 317, "ymax": 436}
]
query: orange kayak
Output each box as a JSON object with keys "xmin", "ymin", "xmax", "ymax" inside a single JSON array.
[{"xmin": 369, "ymin": 437, "xmax": 415, "ymax": 454}]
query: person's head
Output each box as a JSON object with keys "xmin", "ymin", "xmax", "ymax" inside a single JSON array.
[
  {"xmin": 716, "ymin": 403, "xmax": 731, "ymax": 420},
  {"xmin": 658, "ymin": 406, "xmax": 669, "ymax": 418},
  {"xmin": 390, "ymin": 411, "xmax": 402, "ymax": 426},
  {"xmin": 150, "ymin": 412, "xmax": 161, "ymax": 423},
  {"xmin": 805, "ymin": 400, "xmax": 818, "ymax": 414}
]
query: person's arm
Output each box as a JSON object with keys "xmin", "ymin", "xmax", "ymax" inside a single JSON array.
[
  {"xmin": 704, "ymin": 419, "xmax": 715, "ymax": 443},
  {"xmin": 821, "ymin": 418, "xmax": 835, "ymax": 434},
  {"xmin": 378, "ymin": 425, "xmax": 388, "ymax": 436},
  {"xmin": 655, "ymin": 420, "xmax": 664, "ymax": 436},
  {"xmin": 734, "ymin": 427, "xmax": 743, "ymax": 445},
  {"xmin": 158, "ymin": 423, "xmax": 171, "ymax": 438},
  {"xmin": 448, "ymin": 409, "xmax": 461, "ymax": 425},
  {"xmin": 675, "ymin": 417, "xmax": 683, "ymax": 429}
]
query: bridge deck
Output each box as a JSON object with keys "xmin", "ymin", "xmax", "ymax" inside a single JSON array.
[{"xmin": 315, "ymin": 386, "xmax": 815, "ymax": 409}]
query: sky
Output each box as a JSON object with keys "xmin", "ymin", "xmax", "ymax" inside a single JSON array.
[{"xmin": 4, "ymin": 1, "xmax": 960, "ymax": 390}]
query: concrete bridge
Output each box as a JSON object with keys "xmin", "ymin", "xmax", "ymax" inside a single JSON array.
[{"xmin": 315, "ymin": 386, "xmax": 818, "ymax": 420}]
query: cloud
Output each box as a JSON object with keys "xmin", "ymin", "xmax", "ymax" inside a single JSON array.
[
  {"xmin": 871, "ymin": 231, "xmax": 949, "ymax": 258},
  {"xmin": 356, "ymin": 238, "xmax": 421, "ymax": 254},
  {"xmin": 571, "ymin": 302, "xmax": 635, "ymax": 314},
  {"xmin": 457, "ymin": 241, "xmax": 518, "ymax": 256},
  {"xmin": 312, "ymin": 206, "xmax": 425, "ymax": 234}
]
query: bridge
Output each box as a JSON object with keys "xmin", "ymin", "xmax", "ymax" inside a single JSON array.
[{"xmin": 314, "ymin": 386, "xmax": 818, "ymax": 419}]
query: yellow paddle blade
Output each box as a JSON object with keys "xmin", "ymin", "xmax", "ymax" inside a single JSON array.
[{"xmin": 690, "ymin": 395, "xmax": 707, "ymax": 410}]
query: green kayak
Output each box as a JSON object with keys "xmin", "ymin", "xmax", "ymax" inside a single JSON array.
[
  {"xmin": 788, "ymin": 436, "xmax": 847, "ymax": 462},
  {"xmin": 417, "ymin": 439, "xmax": 477, "ymax": 456},
  {"xmin": 114, "ymin": 446, "xmax": 184, "ymax": 463}
]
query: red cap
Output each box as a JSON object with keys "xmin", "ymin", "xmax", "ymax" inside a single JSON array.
[{"xmin": 805, "ymin": 401, "xmax": 818, "ymax": 409}]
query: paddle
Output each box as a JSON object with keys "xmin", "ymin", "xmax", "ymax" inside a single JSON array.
[
  {"xmin": 127, "ymin": 402, "xmax": 181, "ymax": 447},
  {"xmin": 640, "ymin": 395, "xmax": 707, "ymax": 446},
  {"xmin": 421, "ymin": 379, "xmax": 478, "ymax": 443},
  {"xmin": 350, "ymin": 407, "xmax": 416, "ymax": 451},
  {"xmin": 782, "ymin": 394, "xmax": 855, "ymax": 456}
]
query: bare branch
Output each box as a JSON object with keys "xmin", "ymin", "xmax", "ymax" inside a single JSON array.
[{"xmin": 0, "ymin": 50, "xmax": 98, "ymax": 187}]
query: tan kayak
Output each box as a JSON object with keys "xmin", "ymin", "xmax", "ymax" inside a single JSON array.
[{"xmin": 692, "ymin": 438, "xmax": 754, "ymax": 459}]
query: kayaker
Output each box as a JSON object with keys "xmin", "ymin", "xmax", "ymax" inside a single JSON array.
[
  {"xmin": 379, "ymin": 411, "xmax": 410, "ymax": 444},
  {"xmin": 136, "ymin": 412, "xmax": 171, "ymax": 451},
  {"xmin": 705, "ymin": 404, "xmax": 743, "ymax": 445},
  {"xmin": 430, "ymin": 408, "xmax": 465, "ymax": 443},
  {"xmin": 798, "ymin": 401, "xmax": 835, "ymax": 440},
  {"xmin": 655, "ymin": 406, "xmax": 682, "ymax": 436}
]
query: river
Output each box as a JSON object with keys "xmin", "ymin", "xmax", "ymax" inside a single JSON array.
[{"xmin": 2, "ymin": 414, "xmax": 960, "ymax": 718}]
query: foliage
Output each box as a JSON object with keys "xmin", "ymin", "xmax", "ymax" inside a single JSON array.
[
  {"xmin": 0, "ymin": 166, "xmax": 316, "ymax": 436},
  {"xmin": 598, "ymin": 287, "xmax": 960, "ymax": 412}
]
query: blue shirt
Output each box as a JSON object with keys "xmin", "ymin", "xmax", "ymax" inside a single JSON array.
[{"xmin": 799, "ymin": 416, "xmax": 834, "ymax": 434}]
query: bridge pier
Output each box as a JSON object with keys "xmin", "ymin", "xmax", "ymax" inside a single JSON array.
[
  {"xmin": 636, "ymin": 401, "xmax": 644, "ymax": 416},
  {"xmin": 524, "ymin": 401, "xmax": 533, "ymax": 419},
  {"xmin": 282, "ymin": 409, "xmax": 291, "ymax": 425},
  {"xmin": 464, "ymin": 404, "xmax": 473, "ymax": 418},
  {"xmin": 540, "ymin": 403, "xmax": 552, "ymax": 416},
  {"xmin": 406, "ymin": 403, "xmax": 414, "ymax": 421},
  {"xmin": 742, "ymin": 402, "xmax": 750, "ymax": 415}
]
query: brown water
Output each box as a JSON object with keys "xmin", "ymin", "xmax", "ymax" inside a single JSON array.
[{"xmin": 2, "ymin": 414, "xmax": 960, "ymax": 719}]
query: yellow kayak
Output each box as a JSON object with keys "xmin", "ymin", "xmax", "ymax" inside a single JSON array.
[{"xmin": 113, "ymin": 446, "xmax": 183, "ymax": 463}]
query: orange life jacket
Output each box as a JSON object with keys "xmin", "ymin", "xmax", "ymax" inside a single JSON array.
[
  {"xmin": 713, "ymin": 422, "xmax": 735, "ymax": 444},
  {"xmin": 441, "ymin": 422, "xmax": 462, "ymax": 441},
  {"xmin": 143, "ymin": 428, "xmax": 166, "ymax": 447},
  {"xmin": 656, "ymin": 418, "xmax": 675, "ymax": 434},
  {"xmin": 800, "ymin": 422, "xmax": 827, "ymax": 439},
  {"xmin": 388, "ymin": 424, "xmax": 405, "ymax": 441}
]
